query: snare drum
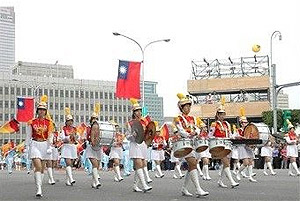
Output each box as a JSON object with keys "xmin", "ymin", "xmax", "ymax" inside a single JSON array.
[
  {"xmin": 173, "ymin": 138, "xmax": 193, "ymax": 158},
  {"xmin": 194, "ymin": 138, "xmax": 209, "ymax": 153},
  {"xmin": 212, "ymin": 139, "xmax": 232, "ymax": 159},
  {"xmin": 90, "ymin": 121, "xmax": 115, "ymax": 151},
  {"xmin": 209, "ymin": 138, "xmax": 225, "ymax": 158}
]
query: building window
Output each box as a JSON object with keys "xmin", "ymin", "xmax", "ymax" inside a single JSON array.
[
  {"xmin": 11, "ymin": 87, "xmax": 16, "ymax": 95},
  {"xmin": 90, "ymin": 91, "xmax": 94, "ymax": 99},
  {"xmin": 75, "ymin": 90, "xmax": 79, "ymax": 98},
  {"xmin": 114, "ymin": 105, "xmax": 117, "ymax": 112},
  {"xmin": 109, "ymin": 92, "xmax": 112, "ymax": 99},
  {"xmin": 128, "ymin": 106, "xmax": 131, "ymax": 111},
  {"xmin": 50, "ymin": 89, "xmax": 53, "ymax": 97},
  {"xmin": 44, "ymin": 89, "xmax": 48, "ymax": 95},
  {"xmin": 10, "ymin": 101, "xmax": 15, "ymax": 109},
  {"xmin": 100, "ymin": 116, "xmax": 103, "ymax": 121},
  {"xmin": 60, "ymin": 90, "xmax": 64, "ymax": 97},
  {"xmin": 0, "ymin": 101, "xmax": 2, "ymax": 108},
  {"xmin": 5, "ymin": 87, "xmax": 9, "ymax": 95},
  {"xmin": 60, "ymin": 103, "xmax": 64, "ymax": 110},
  {"xmin": 75, "ymin": 115, "xmax": 79, "ymax": 122},
  {"xmin": 49, "ymin": 102, "xmax": 53, "ymax": 109},
  {"xmin": 0, "ymin": 114, "xmax": 3, "ymax": 121},
  {"xmin": 90, "ymin": 104, "xmax": 93, "ymax": 110},
  {"xmin": 4, "ymin": 101, "xmax": 8, "ymax": 108},
  {"xmin": 55, "ymin": 115, "xmax": 58, "ymax": 121},
  {"xmin": 70, "ymin": 90, "xmax": 74, "ymax": 98},
  {"xmin": 123, "ymin": 105, "xmax": 126, "ymax": 112},
  {"xmin": 65, "ymin": 103, "xmax": 69, "ymax": 108},
  {"xmin": 65, "ymin": 90, "xmax": 69, "ymax": 97},
  {"xmin": 55, "ymin": 103, "xmax": 58, "ymax": 110},
  {"xmin": 75, "ymin": 103, "xmax": 79, "ymax": 110},
  {"xmin": 109, "ymin": 105, "xmax": 112, "ymax": 112},
  {"xmin": 22, "ymin": 126, "xmax": 26, "ymax": 134},
  {"xmin": 95, "ymin": 92, "xmax": 99, "ymax": 99},
  {"xmin": 80, "ymin": 104, "xmax": 84, "ymax": 110},
  {"xmin": 80, "ymin": 116, "xmax": 84, "ymax": 122},
  {"xmin": 100, "ymin": 92, "xmax": 103, "ymax": 99},
  {"xmin": 105, "ymin": 105, "xmax": 108, "ymax": 111},
  {"xmin": 80, "ymin": 91, "xmax": 84, "ymax": 98},
  {"xmin": 0, "ymin": 87, "xmax": 2, "ymax": 95},
  {"xmin": 70, "ymin": 103, "xmax": 74, "ymax": 110},
  {"xmin": 55, "ymin": 90, "xmax": 58, "ymax": 97},
  {"xmin": 119, "ymin": 117, "xmax": 122, "ymax": 123},
  {"xmin": 21, "ymin": 88, "xmax": 26, "ymax": 95},
  {"xmin": 105, "ymin": 116, "xmax": 108, "ymax": 121},
  {"xmin": 38, "ymin": 89, "xmax": 42, "ymax": 96},
  {"xmin": 118, "ymin": 106, "xmax": 122, "ymax": 112},
  {"xmin": 86, "ymin": 116, "xmax": 89, "ymax": 122},
  {"xmin": 60, "ymin": 115, "xmax": 64, "ymax": 122},
  {"xmin": 123, "ymin": 116, "xmax": 127, "ymax": 123},
  {"xmin": 85, "ymin": 104, "xmax": 88, "ymax": 111},
  {"xmin": 104, "ymin": 92, "xmax": 108, "ymax": 99},
  {"xmin": 85, "ymin": 91, "xmax": 89, "ymax": 98},
  {"xmin": 5, "ymin": 114, "xmax": 9, "ymax": 121}
]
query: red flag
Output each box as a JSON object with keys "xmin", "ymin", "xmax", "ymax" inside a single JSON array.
[
  {"xmin": 160, "ymin": 124, "xmax": 170, "ymax": 141},
  {"xmin": 116, "ymin": 60, "xmax": 141, "ymax": 99},
  {"xmin": 0, "ymin": 118, "xmax": 19, "ymax": 134},
  {"xmin": 16, "ymin": 97, "xmax": 34, "ymax": 122}
]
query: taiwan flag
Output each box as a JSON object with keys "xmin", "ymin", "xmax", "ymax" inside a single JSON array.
[
  {"xmin": 116, "ymin": 60, "xmax": 141, "ymax": 99},
  {"xmin": 16, "ymin": 97, "xmax": 34, "ymax": 122}
]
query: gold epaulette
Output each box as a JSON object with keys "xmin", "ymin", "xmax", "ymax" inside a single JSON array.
[
  {"xmin": 173, "ymin": 116, "xmax": 180, "ymax": 123},
  {"xmin": 27, "ymin": 118, "xmax": 34, "ymax": 125}
]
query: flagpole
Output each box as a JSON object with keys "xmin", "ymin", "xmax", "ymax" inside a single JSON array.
[{"xmin": 113, "ymin": 32, "xmax": 170, "ymax": 111}]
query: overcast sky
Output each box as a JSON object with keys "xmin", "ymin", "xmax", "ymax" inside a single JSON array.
[{"xmin": 1, "ymin": 0, "xmax": 300, "ymax": 116}]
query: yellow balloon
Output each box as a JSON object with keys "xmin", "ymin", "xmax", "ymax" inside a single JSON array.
[{"xmin": 252, "ymin": 44, "xmax": 261, "ymax": 53}]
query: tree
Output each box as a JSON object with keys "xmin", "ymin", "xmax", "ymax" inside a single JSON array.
[{"xmin": 261, "ymin": 110, "xmax": 283, "ymax": 132}]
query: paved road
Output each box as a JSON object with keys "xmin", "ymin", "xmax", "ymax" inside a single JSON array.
[{"xmin": 0, "ymin": 169, "xmax": 299, "ymax": 201}]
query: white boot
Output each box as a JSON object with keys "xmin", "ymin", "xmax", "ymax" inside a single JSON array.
[
  {"xmin": 203, "ymin": 165, "xmax": 211, "ymax": 180},
  {"xmin": 92, "ymin": 168, "xmax": 101, "ymax": 189},
  {"xmin": 224, "ymin": 167, "xmax": 239, "ymax": 188},
  {"xmin": 155, "ymin": 165, "xmax": 164, "ymax": 178},
  {"xmin": 34, "ymin": 172, "xmax": 43, "ymax": 197},
  {"xmin": 233, "ymin": 163, "xmax": 237, "ymax": 175},
  {"xmin": 133, "ymin": 171, "xmax": 142, "ymax": 192},
  {"xmin": 248, "ymin": 165, "xmax": 257, "ymax": 182},
  {"xmin": 197, "ymin": 163, "xmax": 203, "ymax": 177},
  {"xmin": 181, "ymin": 172, "xmax": 193, "ymax": 197},
  {"xmin": 115, "ymin": 166, "xmax": 124, "ymax": 181},
  {"xmin": 47, "ymin": 167, "xmax": 55, "ymax": 185},
  {"xmin": 236, "ymin": 164, "xmax": 246, "ymax": 181},
  {"xmin": 267, "ymin": 162, "xmax": 276, "ymax": 175},
  {"xmin": 175, "ymin": 164, "xmax": 184, "ymax": 178},
  {"xmin": 288, "ymin": 164, "xmax": 296, "ymax": 176},
  {"xmin": 291, "ymin": 162, "xmax": 300, "ymax": 176},
  {"xmin": 218, "ymin": 168, "xmax": 228, "ymax": 188},
  {"xmin": 143, "ymin": 166, "xmax": 152, "ymax": 183},
  {"xmin": 66, "ymin": 166, "xmax": 75, "ymax": 185},
  {"xmin": 137, "ymin": 168, "xmax": 152, "ymax": 192},
  {"xmin": 189, "ymin": 169, "xmax": 209, "ymax": 197}
]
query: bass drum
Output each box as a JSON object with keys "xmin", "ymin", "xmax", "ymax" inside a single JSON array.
[
  {"xmin": 250, "ymin": 122, "xmax": 270, "ymax": 148},
  {"xmin": 90, "ymin": 121, "xmax": 116, "ymax": 151}
]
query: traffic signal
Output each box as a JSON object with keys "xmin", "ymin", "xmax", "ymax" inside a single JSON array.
[{"xmin": 282, "ymin": 110, "xmax": 292, "ymax": 132}]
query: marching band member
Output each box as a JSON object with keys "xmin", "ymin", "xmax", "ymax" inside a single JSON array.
[
  {"xmin": 284, "ymin": 120, "xmax": 300, "ymax": 176},
  {"xmin": 151, "ymin": 121, "xmax": 167, "ymax": 178},
  {"xmin": 261, "ymin": 135, "xmax": 276, "ymax": 176},
  {"xmin": 85, "ymin": 103, "xmax": 102, "ymax": 188},
  {"xmin": 231, "ymin": 125, "xmax": 241, "ymax": 175},
  {"xmin": 60, "ymin": 108, "xmax": 78, "ymax": 186},
  {"xmin": 174, "ymin": 93, "xmax": 209, "ymax": 197},
  {"xmin": 169, "ymin": 125, "xmax": 184, "ymax": 179},
  {"xmin": 109, "ymin": 120, "xmax": 125, "ymax": 182},
  {"xmin": 126, "ymin": 99, "xmax": 152, "ymax": 192},
  {"xmin": 209, "ymin": 97, "xmax": 239, "ymax": 188},
  {"xmin": 235, "ymin": 108, "xmax": 257, "ymax": 183},
  {"xmin": 25, "ymin": 95, "xmax": 54, "ymax": 197},
  {"xmin": 196, "ymin": 119, "xmax": 211, "ymax": 181},
  {"xmin": 46, "ymin": 127, "xmax": 59, "ymax": 185}
]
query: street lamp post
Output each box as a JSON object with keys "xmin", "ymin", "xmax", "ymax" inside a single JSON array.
[
  {"xmin": 113, "ymin": 32, "xmax": 170, "ymax": 110},
  {"xmin": 270, "ymin": 31, "xmax": 282, "ymax": 134}
]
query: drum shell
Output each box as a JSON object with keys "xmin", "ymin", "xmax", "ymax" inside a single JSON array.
[
  {"xmin": 194, "ymin": 138, "xmax": 209, "ymax": 153},
  {"xmin": 91, "ymin": 121, "xmax": 115, "ymax": 151},
  {"xmin": 173, "ymin": 139, "xmax": 193, "ymax": 158}
]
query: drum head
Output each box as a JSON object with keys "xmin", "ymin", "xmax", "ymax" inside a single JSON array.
[
  {"xmin": 196, "ymin": 146, "xmax": 208, "ymax": 153},
  {"xmin": 144, "ymin": 121, "xmax": 156, "ymax": 146},
  {"xmin": 244, "ymin": 123, "xmax": 259, "ymax": 139},
  {"xmin": 209, "ymin": 146, "xmax": 225, "ymax": 155},
  {"xmin": 131, "ymin": 120, "xmax": 144, "ymax": 144},
  {"xmin": 90, "ymin": 122, "xmax": 100, "ymax": 149},
  {"xmin": 211, "ymin": 149, "xmax": 230, "ymax": 159},
  {"xmin": 174, "ymin": 148, "xmax": 193, "ymax": 158}
]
